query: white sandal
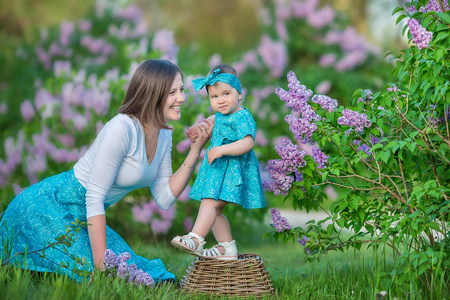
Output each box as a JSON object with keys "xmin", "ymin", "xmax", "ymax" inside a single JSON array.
[
  {"xmin": 202, "ymin": 240, "xmax": 238, "ymax": 260},
  {"xmin": 171, "ymin": 232, "xmax": 205, "ymax": 257}
]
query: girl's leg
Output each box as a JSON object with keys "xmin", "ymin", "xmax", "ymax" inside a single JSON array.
[
  {"xmin": 188, "ymin": 198, "xmax": 227, "ymax": 246},
  {"xmin": 210, "ymin": 213, "xmax": 232, "ymax": 255}
]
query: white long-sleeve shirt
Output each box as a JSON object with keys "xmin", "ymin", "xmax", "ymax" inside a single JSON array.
[{"xmin": 73, "ymin": 114, "xmax": 176, "ymax": 219}]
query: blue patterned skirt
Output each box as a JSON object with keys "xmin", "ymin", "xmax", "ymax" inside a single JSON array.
[{"xmin": 0, "ymin": 170, "xmax": 175, "ymax": 282}]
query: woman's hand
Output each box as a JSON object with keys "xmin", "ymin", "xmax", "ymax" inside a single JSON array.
[
  {"xmin": 190, "ymin": 118, "xmax": 214, "ymax": 151},
  {"xmin": 187, "ymin": 116, "xmax": 215, "ymax": 143},
  {"xmin": 207, "ymin": 146, "xmax": 223, "ymax": 164}
]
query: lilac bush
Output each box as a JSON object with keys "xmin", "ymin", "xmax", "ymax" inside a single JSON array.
[{"xmin": 264, "ymin": 0, "xmax": 450, "ymax": 293}]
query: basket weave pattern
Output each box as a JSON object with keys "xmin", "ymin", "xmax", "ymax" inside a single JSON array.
[{"xmin": 180, "ymin": 253, "xmax": 275, "ymax": 298}]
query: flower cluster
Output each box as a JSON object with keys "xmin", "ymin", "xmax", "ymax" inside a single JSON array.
[
  {"xmin": 263, "ymin": 137, "xmax": 307, "ymax": 195},
  {"xmin": 132, "ymin": 201, "xmax": 175, "ymax": 235},
  {"xmin": 357, "ymin": 89, "xmax": 373, "ymax": 104},
  {"xmin": 298, "ymin": 236, "xmax": 309, "ymax": 246},
  {"xmin": 285, "ymin": 115, "xmax": 318, "ymax": 140},
  {"xmin": 387, "ymin": 85, "xmax": 400, "ymax": 92},
  {"xmin": 407, "ymin": 18, "xmax": 433, "ymax": 50},
  {"xmin": 408, "ymin": 0, "xmax": 450, "ymax": 13},
  {"xmin": 312, "ymin": 146, "xmax": 329, "ymax": 169},
  {"xmin": 275, "ymin": 72, "xmax": 313, "ymax": 112},
  {"xmin": 311, "ymin": 95, "xmax": 338, "ymax": 112},
  {"xmin": 298, "ymin": 236, "xmax": 311, "ymax": 255},
  {"xmin": 270, "ymin": 207, "xmax": 292, "ymax": 232},
  {"xmin": 274, "ymin": 137, "xmax": 307, "ymax": 172},
  {"xmin": 337, "ymin": 108, "xmax": 372, "ymax": 132},
  {"xmin": 354, "ymin": 140, "xmax": 371, "ymax": 157},
  {"xmin": 263, "ymin": 160, "xmax": 295, "ymax": 196},
  {"xmin": 103, "ymin": 249, "xmax": 155, "ymax": 287}
]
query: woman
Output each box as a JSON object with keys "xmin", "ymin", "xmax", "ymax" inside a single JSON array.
[{"xmin": 0, "ymin": 59, "xmax": 213, "ymax": 283}]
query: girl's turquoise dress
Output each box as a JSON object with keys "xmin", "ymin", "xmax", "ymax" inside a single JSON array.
[
  {"xmin": 0, "ymin": 170, "xmax": 175, "ymax": 283},
  {"xmin": 189, "ymin": 108, "xmax": 266, "ymax": 208}
]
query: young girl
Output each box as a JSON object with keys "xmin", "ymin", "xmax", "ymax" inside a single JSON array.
[{"xmin": 171, "ymin": 65, "xmax": 266, "ymax": 260}]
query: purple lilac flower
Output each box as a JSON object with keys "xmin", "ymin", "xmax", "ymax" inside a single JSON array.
[
  {"xmin": 20, "ymin": 100, "xmax": 35, "ymax": 122},
  {"xmin": 387, "ymin": 85, "xmax": 399, "ymax": 92},
  {"xmin": 315, "ymin": 80, "xmax": 331, "ymax": 95},
  {"xmin": 255, "ymin": 130, "xmax": 268, "ymax": 146},
  {"xmin": 312, "ymin": 146, "xmax": 329, "ymax": 169},
  {"xmin": 104, "ymin": 249, "xmax": 118, "ymax": 269},
  {"xmin": 59, "ymin": 21, "xmax": 75, "ymax": 47},
  {"xmin": 337, "ymin": 108, "xmax": 372, "ymax": 132},
  {"xmin": 270, "ymin": 207, "xmax": 292, "ymax": 232},
  {"xmin": 307, "ymin": 5, "xmax": 335, "ymax": 29},
  {"xmin": 274, "ymin": 137, "xmax": 306, "ymax": 172},
  {"xmin": 285, "ymin": 115, "xmax": 318, "ymax": 139},
  {"xmin": 127, "ymin": 263, "xmax": 138, "ymax": 282},
  {"xmin": 276, "ymin": 71, "xmax": 313, "ymax": 111},
  {"xmin": 257, "ymin": 34, "xmax": 287, "ymax": 78},
  {"xmin": 311, "ymin": 95, "xmax": 338, "ymax": 112},
  {"xmin": 319, "ymin": 53, "xmax": 337, "ymax": 67},
  {"xmin": 357, "ymin": 89, "xmax": 373, "ymax": 105},
  {"xmin": 294, "ymin": 169, "xmax": 303, "ymax": 182},
  {"xmin": 117, "ymin": 261, "xmax": 129, "ymax": 279},
  {"xmin": 407, "ymin": 18, "xmax": 433, "ymax": 50},
  {"xmin": 133, "ymin": 270, "xmax": 155, "ymax": 287},
  {"xmin": 152, "ymin": 29, "xmax": 179, "ymax": 64},
  {"xmin": 103, "ymin": 249, "xmax": 155, "ymax": 288},
  {"xmin": 354, "ymin": 140, "xmax": 371, "ymax": 157},
  {"xmin": 298, "ymin": 236, "xmax": 309, "ymax": 246},
  {"xmin": 422, "ymin": 0, "xmax": 450, "ymax": 13},
  {"xmin": 263, "ymin": 160, "xmax": 295, "ymax": 196},
  {"xmin": 176, "ymin": 138, "xmax": 191, "ymax": 153}
]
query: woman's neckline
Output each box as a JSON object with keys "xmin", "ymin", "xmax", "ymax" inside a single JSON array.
[{"xmin": 124, "ymin": 114, "xmax": 161, "ymax": 166}]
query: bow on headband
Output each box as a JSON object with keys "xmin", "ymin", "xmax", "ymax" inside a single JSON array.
[{"xmin": 192, "ymin": 69, "xmax": 242, "ymax": 94}]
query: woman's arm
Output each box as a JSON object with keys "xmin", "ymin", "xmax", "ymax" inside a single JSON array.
[
  {"xmin": 168, "ymin": 118, "xmax": 214, "ymax": 198},
  {"xmin": 207, "ymin": 135, "xmax": 254, "ymax": 164},
  {"xmin": 87, "ymin": 215, "xmax": 107, "ymax": 270}
]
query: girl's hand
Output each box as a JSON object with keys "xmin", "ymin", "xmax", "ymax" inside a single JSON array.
[
  {"xmin": 207, "ymin": 146, "xmax": 223, "ymax": 164},
  {"xmin": 190, "ymin": 118, "xmax": 213, "ymax": 151}
]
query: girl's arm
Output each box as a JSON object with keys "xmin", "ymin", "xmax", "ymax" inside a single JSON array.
[{"xmin": 207, "ymin": 135, "xmax": 254, "ymax": 164}]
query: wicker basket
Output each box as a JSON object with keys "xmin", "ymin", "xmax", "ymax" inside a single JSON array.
[{"xmin": 179, "ymin": 253, "xmax": 275, "ymax": 298}]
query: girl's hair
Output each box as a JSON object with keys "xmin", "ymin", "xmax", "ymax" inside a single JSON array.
[
  {"xmin": 210, "ymin": 64, "xmax": 239, "ymax": 78},
  {"xmin": 118, "ymin": 59, "xmax": 184, "ymax": 129},
  {"xmin": 207, "ymin": 64, "xmax": 241, "ymax": 94}
]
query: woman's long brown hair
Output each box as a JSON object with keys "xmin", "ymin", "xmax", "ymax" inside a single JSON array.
[{"xmin": 118, "ymin": 59, "xmax": 184, "ymax": 129}]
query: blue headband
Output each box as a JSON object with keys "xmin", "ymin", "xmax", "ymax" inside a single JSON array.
[{"xmin": 192, "ymin": 69, "xmax": 242, "ymax": 94}]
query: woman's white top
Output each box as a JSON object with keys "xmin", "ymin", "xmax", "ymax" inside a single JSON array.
[{"xmin": 73, "ymin": 114, "xmax": 176, "ymax": 219}]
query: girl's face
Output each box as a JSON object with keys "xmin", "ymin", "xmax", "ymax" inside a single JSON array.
[
  {"xmin": 208, "ymin": 81, "xmax": 241, "ymax": 115},
  {"xmin": 163, "ymin": 72, "xmax": 185, "ymax": 123}
]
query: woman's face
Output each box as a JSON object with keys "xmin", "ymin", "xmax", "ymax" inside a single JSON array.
[{"xmin": 163, "ymin": 73, "xmax": 185, "ymax": 123}]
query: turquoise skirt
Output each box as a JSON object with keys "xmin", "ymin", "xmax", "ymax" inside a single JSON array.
[{"xmin": 0, "ymin": 170, "xmax": 175, "ymax": 283}]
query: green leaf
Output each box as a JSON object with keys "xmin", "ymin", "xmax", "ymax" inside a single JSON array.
[
  {"xmin": 435, "ymin": 48, "xmax": 445, "ymax": 62},
  {"xmin": 322, "ymin": 171, "xmax": 329, "ymax": 182},
  {"xmin": 396, "ymin": 14, "xmax": 408, "ymax": 25},
  {"xmin": 427, "ymin": 222, "xmax": 441, "ymax": 231},
  {"xmin": 391, "ymin": 7, "xmax": 404, "ymax": 16},
  {"xmin": 407, "ymin": 142, "xmax": 417, "ymax": 153},
  {"xmin": 436, "ymin": 12, "xmax": 450, "ymax": 24},
  {"xmin": 380, "ymin": 151, "xmax": 391, "ymax": 163},
  {"xmin": 434, "ymin": 31, "xmax": 448, "ymax": 43}
]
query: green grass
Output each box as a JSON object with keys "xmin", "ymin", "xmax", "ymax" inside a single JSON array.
[{"xmin": 4, "ymin": 223, "xmax": 446, "ymax": 300}]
